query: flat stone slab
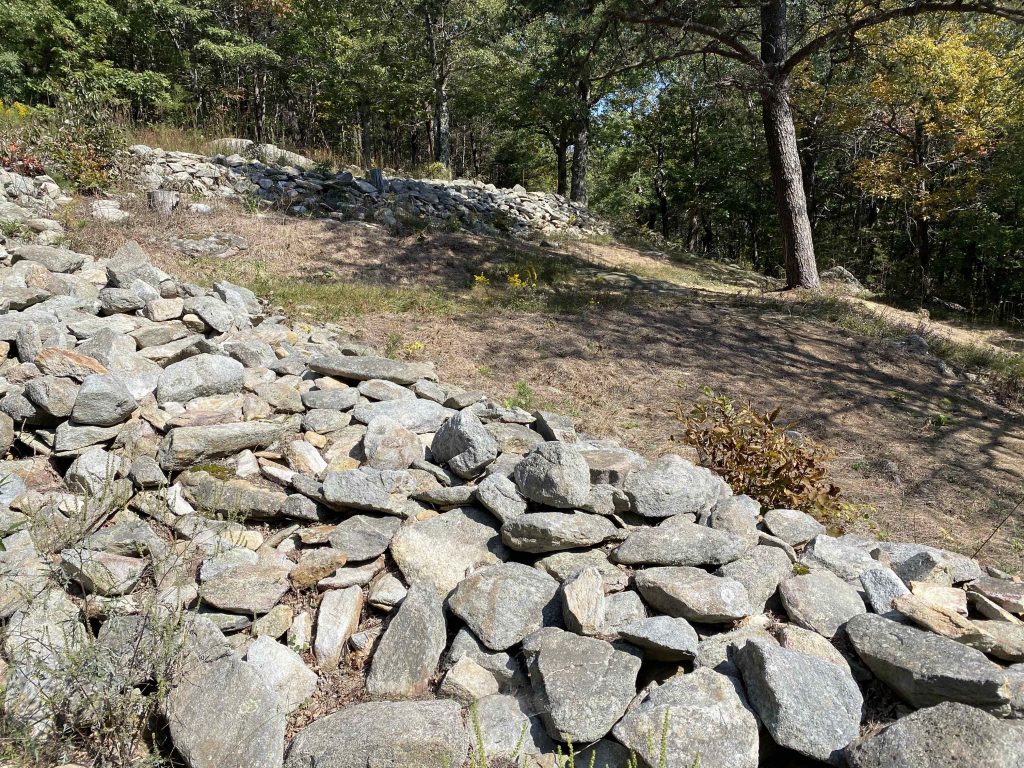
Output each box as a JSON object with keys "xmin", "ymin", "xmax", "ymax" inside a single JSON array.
[
  {"xmin": 528, "ymin": 628, "xmax": 641, "ymax": 744},
  {"xmin": 307, "ymin": 354, "xmax": 436, "ymax": 385},
  {"xmin": 449, "ymin": 562, "xmax": 560, "ymax": 650},
  {"xmin": 284, "ymin": 700, "xmax": 467, "ymax": 768},
  {"xmin": 501, "ymin": 511, "xmax": 616, "ymax": 553},
  {"xmin": 613, "ymin": 520, "xmax": 752, "ymax": 567},
  {"xmin": 635, "ymin": 566, "xmax": 752, "ymax": 623},
  {"xmin": 846, "ymin": 613, "xmax": 1012, "ymax": 713},
  {"xmin": 779, "ymin": 570, "xmax": 866, "ymax": 638},
  {"xmin": 613, "ymin": 668, "xmax": 759, "ymax": 768}
]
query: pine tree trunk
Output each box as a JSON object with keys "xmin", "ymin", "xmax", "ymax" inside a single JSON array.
[
  {"xmin": 570, "ymin": 78, "xmax": 591, "ymax": 204},
  {"xmin": 358, "ymin": 100, "xmax": 373, "ymax": 168},
  {"xmin": 759, "ymin": 0, "xmax": 819, "ymax": 290},
  {"xmin": 433, "ymin": 74, "xmax": 450, "ymax": 167}
]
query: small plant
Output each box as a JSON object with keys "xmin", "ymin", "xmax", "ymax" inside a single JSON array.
[
  {"xmin": 474, "ymin": 273, "xmax": 491, "ymax": 286},
  {"xmin": 504, "ymin": 381, "xmax": 536, "ymax": 411},
  {"xmin": 676, "ymin": 388, "xmax": 841, "ymax": 517},
  {"xmin": 402, "ymin": 340, "xmax": 425, "ymax": 359},
  {"xmin": 384, "ymin": 332, "xmax": 404, "ymax": 359}
]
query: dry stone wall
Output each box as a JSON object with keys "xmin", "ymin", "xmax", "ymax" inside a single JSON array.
[
  {"xmin": 127, "ymin": 139, "xmax": 607, "ymax": 239},
  {"xmin": 0, "ymin": 176, "xmax": 1023, "ymax": 768}
]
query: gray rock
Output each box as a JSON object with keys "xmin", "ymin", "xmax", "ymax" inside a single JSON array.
[
  {"xmin": 157, "ymin": 353, "xmax": 244, "ymax": 404},
  {"xmin": 475, "ymin": 472, "xmax": 528, "ymax": 521},
  {"xmin": 616, "ymin": 616, "xmax": 699, "ymax": 661},
  {"xmin": 129, "ymin": 455, "xmax": 167, "ymax": 489},
  {"xmin": 390, "ymin": 507, "xmax": 506, "ymax": 596},
  {"xmin": 779, "ymin": 570, "xmax": 866, "ymax": 638},
  {"xmin": 693, "ymin": 623, "xmax": 778, "ymax": 677},
  {"xmin": 532, "ymin": 411, "xmax": 577, "ymax": 442},
  {"xmin": 845, "ymin": 702, "xmax": 1024, "ymax": 768},
  {"xmin": 60, "ymin": 548, "xmax": 145, "ymax": 596},
  {"xmin": 613, "ymin": 668, "xmax": 759, "ymax": 768},
  {"xmin": 613, "ymin": 520, "xmax": 752, "ymax": 566},
  {"xmin": 366, "ymin": 584, "xmax": 447, "ymax": 697},
  {"xmin": 501, "ymin": 511, "xmax": 616, "ymax": 553},
  {"xmin": 245, "ymin": 636, "xmax": 317, "ymax": 714},
  {"xmin": 763, "ymin": 508, "xmax": 826, "ymax": 546},
  {"xmin": 561, "ymin": 566, "xmax": 606, "ymax": 635},
  {"xmin": 302, "ymin": 408, "xmax": 352, "ymax": 434},
  {"xmin": 623, "ymin": 454, "xmax": 725, "ymax": 518},
  {"xmin": 301, "ymin": 387, "xmax": 360, "ymax": 411},
  {"xmin": 860, "ymin": 567, "xmax": 911, "ymax": 619},
  {"xmin": 736, "ymin": 639, "xmax": 862, "ymax": 764},
  {"xmin": 313, "ymin": 586, "xmax": 363, "ymax": 669},
  {"xmin": 602, "ymin": 590, "xmax": 647, "ymax": 632},
  {"xmin": 183, "ymin": 295, "xmax": 237, "ymax": 333},
  {"xmin": 776, "ymin": 624, "xmax": 852, "ymax": 671},
  {"xmin": 70, "ymin": 373, "xmax": 137, "ymax": 426},
  {"xmin": 284, "ymin": 700, "xmax": 467, "ymax": 768},
  {"xmin": 165, "ymin": 654, "xmax": 285, "ymax": 768},
  {"xmin": 534, "ymin": 549, "xmax": 629, "ymax": 591},
  {"xmin": 431, "ymin": 410, "xmax": 497, "ymax": 478},
  {"xmin": 846, "ymin": 613, "xmax": 1013, "ymax": 713},
  {"xmin": 802, "ymin": 534, "xmax": 883, "ymax": 580},
  {"xmin": 357, "ymin": 378, "xmax": 416, "ymax": 401},
  {"xmin": 969, "ymin": 577, "xmax": 1024, "ymax": 614},
  {"xmin": 158, "ymin": 420, "xmax": 292, "ymax": 470},
  {"xmin": 449, "ymin": 562, "xmax": 560, "ymax": 650},
  {"xmin": 328, "ymin": 514, "xmax": 402, "ymax": 561},
  {"xmin": 352, "ymin": 397, "xmax": 453, "ymax": 433},
  {"xmin": 471, "ymin": 693, "xmax": 554, "ymax": 762},
  {"xmin": 513, "ymin": 442, "xmax": 591, "ymax": 509},
  {"xmin": 874, "ymin": 541, "xmax": 982, "ymax": 584},
  {"xmin": 321, "ymin": 467, "xmax": 415, "ymax": 516},
  {"xmin": 54, "ymin": 421, "xmax": 122, "ymax": 453},
  {"xmin": 201, "ymin": 563, "xmax": 291, "ymax": 615},
  {"xmin": 307, "ymin": 354, "xmax": 436, "ymax": 385},
  {"xmin": 182, "ymin": 472, "xmax": 287, "ymax": 519},
  {"xmin": 362, "ymin": 415, "xmax": 422, "ymax": 470},
  {"xmin": 24, "ymin": 375, "xmax": 79, "ymax": 418},
  {"xmin": 485, "ymin": 421, "xmax": 544, "ymax": 455},
  {"xmin": 715, "ymin": 545, "xmax": 793, "ymax": 612},
  {"xmin": 528, "ymin": 628, "xmax": 641, "ymax": 743},
  {"xmin": 11, "ymin": 244, "xmax": 86, "ymax": 273},
  {"xmin": 444, "ymin": 628, "xmax": 525, "ymax": 690},
  {"xmin": 99, "ymin": 287, "xmax": 146, "ymax": 314},
  {"xmin": 575, "ymin": 440, "xmax": 647, "ymax": 486},
  {"xmin": 635, "ymin": 566, "xmax": 752, "ymax": 623}
]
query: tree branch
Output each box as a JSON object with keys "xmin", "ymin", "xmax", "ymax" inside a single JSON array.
[
  {"xmin": 613, "ymin": 10, "xmax": 762, "ymax": 68},
  {"xmin": 783, "ymin": 1, "xmax": 1024, "ymax": 74}
]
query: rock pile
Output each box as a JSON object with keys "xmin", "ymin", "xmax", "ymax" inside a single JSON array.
[
  {"xmin": 2, "ymin": 233, "xmax": 1024, "ymax": 766},
  {"xmin": 0, "ymin": 168, "xmax": 72, "ymax": 245},
  {"xmin": 126, "ymin": 140, "xmax": 607, "ymax": 239}
]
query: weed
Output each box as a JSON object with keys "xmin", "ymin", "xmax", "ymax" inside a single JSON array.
[
  {"xmin": 504, "ymin": 381, "xmax": 536, "ymax": 412},
  {"xmin": 792, "ymin": 563, "xmax": 812, "ymax": 575},
  {"xmin": 384, "ymin": 332, "xmax": 404, "ymax": 359},
  {"xmin": 676, "ymin": 387, "xmax": 841, "ymax": 517},
  {"xmin": 0, "ymin": 219, "xmax": 28, "ymax": 239}
]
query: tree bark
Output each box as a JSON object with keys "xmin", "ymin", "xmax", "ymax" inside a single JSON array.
[
  {"xmin": 358, "ymin": 99, "xmax": 373, "ymax": 168},
  {"xmin": 570, "ymin": 78, "xmax": 591, "ymax": 204},
  {"xmin": 760, "ymin": 0, "xmax": 820, "ymax": 290},
  {"xmin": 424, "ymin": 5, "xmax": 451, "ymax": 168}
]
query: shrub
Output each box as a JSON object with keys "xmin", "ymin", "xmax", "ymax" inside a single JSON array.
[{"xmin": 676, "ymin": 388, "xmax": 841, "ymax": 516}]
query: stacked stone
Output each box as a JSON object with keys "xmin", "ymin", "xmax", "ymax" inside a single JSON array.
[
  {"xmin": 127, "ymin": 142, "xmax": 607, "ymax": 239},
  {"xmin": 0, "ymin": 168, "xmax": 71, "ymax": 245},
  {"xmin": 1, "ymin": 236, "xmax": 1023, "ymax": 766}
]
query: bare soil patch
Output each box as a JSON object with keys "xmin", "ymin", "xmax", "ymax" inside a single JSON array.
[{"xmin": 69, "ymin": 197, "xmax": 1024, "ymax": 571}]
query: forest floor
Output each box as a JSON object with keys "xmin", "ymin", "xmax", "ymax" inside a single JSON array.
[{"xmin": 68, "ymin": 197, "xmax": 1024, "ymax": 572}]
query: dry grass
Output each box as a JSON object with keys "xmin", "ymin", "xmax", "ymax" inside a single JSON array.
[{"xmin": 65, "ymin": 194, "xmax": 1024, "ymax": 572}]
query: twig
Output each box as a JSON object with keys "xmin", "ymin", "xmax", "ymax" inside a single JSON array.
[{"xmin": 972, "ymin": 490, "xmax": 1024, "ymax": 559}]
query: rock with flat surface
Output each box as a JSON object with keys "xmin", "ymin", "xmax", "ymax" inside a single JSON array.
[
  {"xmin": 763, "ymin": 508, "xmax": 826, "ymax": 546},
  {"xmin": 613, "ymin": 520, "xmax": 751, "ymax": 566},
  {"xmin": 779, "ymin": 570, "xmax": 866, "ymax": 638},
  {"xmin": 737, "ymin": 639, "xmax": 863, "ymax": 764},
  {"xmin": 284, "ymin": 700, "xmax": 467, "ymax": 768},
  {"xmin": 613, "ymin": 668, "xmax": 759, "ymax": 768},
  {"xmin": 246, "ymin": 636, "xmax": 317, "ymax": 714},
  {"xmin": 561, "ymin": 566, "xmax": 606, "ymax": 636},
  {"xmin": 528, "ymin": 629, "xmax": 641, "ymax": 743},
  {"xmin": 845, "ymin": 701, "xmax": 1024, "ymax": 768},
  {"xmin": 308, "ymin": 354, "xmax": 435, "ymax": 385},
  {"xmin": 366, "ymin": 584, "xmax": 447, "ymax": 697},
  {"xmin": 158, "ymin": 421, "xmax": 291, "ymax": 470},
  {"xmin": 157, "ymin": 353, "xmax": 244, "ymax": 404},
  {"xmin": 321, "ymin": 467, "xmax": 415, "ymax": 515},
  {"xmin": 60, "ymin": 549, "xmax": 145, "ymax": 596},
  {"xmin": 313, "ymin": 586, "xmax": 363, "ymax": 669},
  {"xmin": 616, "ymin": 616, "xmax": 699, "ymax": 661},
  {"xmin": 328, "ymin": 514, "xmax": 401, "ymax": 561},
  {"xmin": 623, "ymin": 454, "xmax": 725, "ymax": 518},
  {"xmin": 165, "ymin": 654, "xmax": 285, "ymax": 768},
  {"xmin": 363, "ymin": 415, "xmax": 422, "ymax": 469},
  {"xmin": 201, "ymin": 563, "xmax": 291, "ymax": 615},
  {"xmin": 860, "ymin": 567, "xmax": 911, "ymax": 620},
  {"xmin": 390, "ymin": 507, "xmax": 506, "ymax": 596},
  {"xmin": 801, "ymin": 534, "xmax": 883, "ymax": 580},
  {"xmin": 501, "ymin": 511, "xmax": 616, "ymax": 553},
  {"xmin": 512, "ymin": 442, "xmax": 591, "ymax": 509},
  {"xmin": 716, "ymin": 545, "xmax": 792, "ymax": 612},
  {"xmin": 449, "ymin": 562, "xmax": 560, "ymax": 650},
  {"xmin": 635, "ymin": 566, "xmax": 752, "ymax": 623},
  {"xmin": 846, "ymin": 613, "xmax": 1012, "ymax": 713},
  {"xmin": 476, "ymin": 473, "xmax": 528, "ymax": 521},
  {"xmin": 970, "ymin": 577, "xmax": 1024, "ymax": 615},
  {"xmin": 352, "ymin": 398, "xmax": 453, "ymax": 432}
]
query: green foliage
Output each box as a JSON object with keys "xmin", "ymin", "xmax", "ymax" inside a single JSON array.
[
  {"xmin": 504, "ymin": 381, "xmax": 536, "ymax": 411},
  {"xmin": 677, "ymin": 388, "xmax": 842, "ymax": 517}
]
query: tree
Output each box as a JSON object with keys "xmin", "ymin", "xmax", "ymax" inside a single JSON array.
[{"xmin": 615, "ymin": 0, "xmax": 1024, "ymax": 290}]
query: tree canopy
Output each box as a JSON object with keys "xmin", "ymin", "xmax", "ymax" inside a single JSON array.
[{"xmin": 2, "ymin": 0, "xmax": 1024, "ymax": 316}]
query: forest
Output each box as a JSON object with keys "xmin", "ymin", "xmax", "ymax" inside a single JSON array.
[{"xmin": 2, "ymin": 0, "xmax": 1024, "ymax": 320}]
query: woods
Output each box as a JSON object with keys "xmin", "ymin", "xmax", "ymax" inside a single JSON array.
[{"xmin": 2, "ymin": 0, "xmax": 1024, "ymax": 314}]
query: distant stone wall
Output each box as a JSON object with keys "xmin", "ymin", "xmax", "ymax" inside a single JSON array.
[{"xmin": 128, "ymin": 141, "xmax": 607, "ymax": 239}]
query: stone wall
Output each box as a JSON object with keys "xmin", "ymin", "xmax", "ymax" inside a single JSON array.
[
  {"xmin": 0, "ymin": 181, "xmax": 1023, "ymax": 768},
  {"xmin": 128, "ymin": 140, "xmax": 607, "ymax": 239}
]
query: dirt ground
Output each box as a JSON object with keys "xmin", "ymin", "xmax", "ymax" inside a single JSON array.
[{"xmin": 69, "ymin": 198, "xmax": 1024, "ymax": 572}]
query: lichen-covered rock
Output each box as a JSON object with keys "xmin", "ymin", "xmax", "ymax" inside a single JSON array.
[{"xmin": 513, "ymin": 442, "xmax": 591, "ymax": 508}]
